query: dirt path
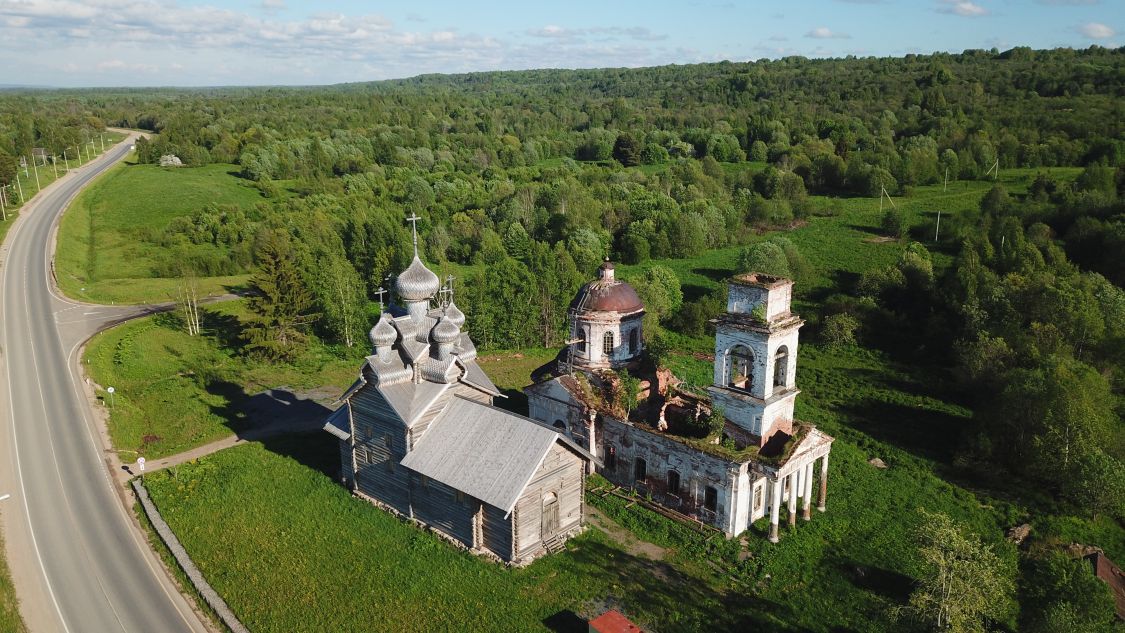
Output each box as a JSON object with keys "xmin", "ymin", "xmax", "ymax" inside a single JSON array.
[{"xmin": 585, "ymin": 506, "xmax": 667, "ymax": 561}]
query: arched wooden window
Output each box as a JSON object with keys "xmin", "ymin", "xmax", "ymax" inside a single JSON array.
[
  {"xmin": 774, "ymin": 346, "xmax": 789, "ymax": 388},
  {"xmin": 603, "ymin": 331, "xmax": 615, "ymax": 357},
  {"xmin": 577, "ymin": 327, "xmax": 587, "ymax": 354},
  {"xmin": 628, "ymin": 328, "xmax": 638, "ymax": 354},
  {"xmin": 667, "ymin": 470, "xmax": 681, "ymax": 495},
  {"xmin": 727, "ymin": 345, "xmax": 754, "ymax": 390},
  {"xmin": 606, "ymin": 445, "xmax": 617, "ymax": 470},
  {"xmin": 634, "ymin": 457, "xmax": 647, "ymax": 482}
]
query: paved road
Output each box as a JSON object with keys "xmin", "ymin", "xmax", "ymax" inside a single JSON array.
[{"xmin": 0, "ymin": 138, "xmax": 209, "ymax": 632}]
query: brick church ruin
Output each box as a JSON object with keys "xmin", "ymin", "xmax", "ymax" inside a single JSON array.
[{"xmin": 527, "ymin": 262, "xmax": 833, "ymax": 541}]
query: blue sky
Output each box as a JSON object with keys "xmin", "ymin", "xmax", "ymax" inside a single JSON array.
[{"xmin": 0, "ymin": 0, "xmax": 1119, "ymax": 87}]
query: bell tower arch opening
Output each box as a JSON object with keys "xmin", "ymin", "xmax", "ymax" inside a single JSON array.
[
  {"xmin": 726, "ymin": 345, "xmax": 754, "ymax": 391},
  {"xmin": 774, "ymin": 345, "xmax": 789, "ymax": 389}
]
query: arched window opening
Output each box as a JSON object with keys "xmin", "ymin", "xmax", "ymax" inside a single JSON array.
[
  {"xmin": 634, "ymin": 457, "xmax": 647, "ymax": 482},
  {"xmin": 603, "ymin": 331, "xmax": 615, "ymax": 357},
  {"xmin": 606, "ymin": 445, "xmax": 617, "ymax": 470},
  {"xmin": 553, "ymin": 420, "xmax": 567, "ymax": 432},
  {"xmin": 576, "ymin": 327, "xmax": 587, "ymax": 355},
  {"xmin": 667, "ymin": 470, "xmax": 681, "ymax": 495},
  {"xmin": 774, "ymin": 346, "xmax": 789, "ymax": 388},
  {"xmin": 727, "ymin": 345, "xmax": 754, "ymax": 391},
  {"xmin": 628, "ymin": 328, "xmax": 638, "ymax": 354}
]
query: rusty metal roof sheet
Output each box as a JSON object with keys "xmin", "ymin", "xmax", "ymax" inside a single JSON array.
[{"xmin": 570, "ymin": 279, "xmax": 644, "ymax": 314}]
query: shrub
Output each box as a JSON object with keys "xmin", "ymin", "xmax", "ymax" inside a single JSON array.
[{"xmin": 822, "ymin": 313, "xmax": 860, "ymax": 347}]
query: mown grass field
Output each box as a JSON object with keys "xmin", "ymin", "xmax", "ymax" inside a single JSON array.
[
  {"xmin": 84, "ymin": 300, "xmax": 367, "ymax": 459},
  {"xmin": 56, "ymin": 160, "xmax": 263, "ymax": 304}
]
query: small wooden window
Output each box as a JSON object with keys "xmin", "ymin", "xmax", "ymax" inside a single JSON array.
[
  {"xmin": 455, "ymin": 490, "xmax": 467, "ymax": 504},
  {"xmin": 704, "ymin": 486, "xmax": 718, "ymax": 512},
  {"xmin": 603, "ymin": 331, "xmax": 615, "ymax": 357},
  {"xmin": 606, "ymin": 445, "xmax": 617, "ymax": 470},
  {"xmin": 667, "ymin": 470, "xmax": 681, "ymax": 495},
  {"xmin": 634, "ymin": 457, "xmax": 647, "ymax": 482},
  {"xmin": 628, "ymin": 328, "xmax": 638, "ymax": 354},
  {"xmin": 753, "ymin": 485, "xmax": 763, "ymax": 512},
  {"xmin": 383, "ymin": 434, "xmax": 394, "ymax": 472}
]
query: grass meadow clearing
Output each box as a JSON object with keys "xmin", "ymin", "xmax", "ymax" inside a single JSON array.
[
  {"xmin": 0, "ymin": 527, "xmax": 26, "ymax": 633},
  {"xmin": 56, "ymin": 160, "xmax": 264, "ymax": 304}
]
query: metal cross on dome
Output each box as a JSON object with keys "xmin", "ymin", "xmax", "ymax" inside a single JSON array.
[
  {"xmin": 438, "ymin": 274, "xmax": 456, "ymax": 307},
  {"xmin": 374, "ymin": 286, "xmax": 388, "ymax": 313},
  {"xmin": 405, "ymin": 212, "xmax": 422, "ymax": 257}
]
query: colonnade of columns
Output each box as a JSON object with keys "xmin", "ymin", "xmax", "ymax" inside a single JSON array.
[{"xmin": 767, "ymin": 453, "xmax": 828, "ymax": 543}]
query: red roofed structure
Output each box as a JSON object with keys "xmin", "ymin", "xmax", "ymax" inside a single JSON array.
[{"xmin": 588, "ymin": 609, "xmax": 644, "ymax": 633}]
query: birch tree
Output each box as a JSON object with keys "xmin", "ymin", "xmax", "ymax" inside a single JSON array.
[{"xmin": 902, "ymin": 509, "xmax": 1015, "ymax": 633}]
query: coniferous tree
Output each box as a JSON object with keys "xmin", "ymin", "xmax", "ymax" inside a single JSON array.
[{"xmin": 245, "ymin": 230, "xmax": 316, "ymax": 360}]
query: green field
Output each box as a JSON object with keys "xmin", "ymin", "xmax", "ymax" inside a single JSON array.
[
  {"xmin": 133, "ymin": 335, "xmax": 1122, "ymax": 632},
  {"xmin": 56, "ymin": 160, "xmax": 264, "ymax": 304},
  {"xmin": 84, "ymin": 300, "xmax": 366, "ymax": 459}
]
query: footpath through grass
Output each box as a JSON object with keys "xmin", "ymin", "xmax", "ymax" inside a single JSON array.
[{"xmin": 56, "ymin": 160, "xmax": 263, "ymax": 304}]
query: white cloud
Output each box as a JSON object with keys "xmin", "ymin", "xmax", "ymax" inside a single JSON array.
[
  {"xmin": 937, "ymin": 1, "xmax": 989, "ymax": 16},
  {"xmin": 1078, "ymin": 22, "xmax": 1115, "ymax": 38},
  {"xmin": 806, "ymin": 27, "xmax": 850, "ymax": 39},
  {"xmin": 259, "ymin": 0, "xmax": 285, "ymax": 9}
]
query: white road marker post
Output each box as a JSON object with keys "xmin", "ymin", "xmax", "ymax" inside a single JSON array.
[
  {"xmin": 137, "ymin": 457, "xmax": 145, "ymax": 474},
  {"xmin": 0, "ymin": 494, "xmax": 10, "ymax": 502},
  {"xmin": 107, "ymin": 386, "xmax": 115, "ymax": 409}
]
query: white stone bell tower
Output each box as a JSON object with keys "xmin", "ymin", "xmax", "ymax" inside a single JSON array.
[{"xmin": 708, "ymin": 273, "xmax": 803, "ymax": 447}]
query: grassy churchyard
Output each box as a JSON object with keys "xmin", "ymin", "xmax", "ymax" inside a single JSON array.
[{"xmin": 75, "ymin": 164, "xmax": 1118, "ymax": 631}]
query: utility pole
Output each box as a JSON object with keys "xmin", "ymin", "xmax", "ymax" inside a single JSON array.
[
  {"xmin": 934, "ymin": 209, "xmax": 942, "ymax": 242},
  {"xmin": 943, "ymin": 167, "xmax": 948, "ymax": 193},
  {"xmin": 0, "ymin": 185, "xmax": 7, "ymax": 221},
  {"xmin": 51, "ymin": 156, "xmax": 57, "ymax": 179},
  {"xmin": 31, "ymin": 157, "xmax": 40, "ymax": 193},
  {"xmin": 100, "ymin": 135, "xmax": 105, "ymax": 153},
  {"xmin": 15, "ymin": 174, "xmax": 24, "ymax": 202},
  {"xmin": 63, "ymin": 148, "xmax": 70, "ymax": 171}
]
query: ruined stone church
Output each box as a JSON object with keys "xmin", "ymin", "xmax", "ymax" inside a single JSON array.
[
  {"xmin": 324, "ymin": 231, "xmax": 591, "ymax": 565},
  {"xmin": 526, "ymin": 263, "xmax": 833, "ymax": 541}
]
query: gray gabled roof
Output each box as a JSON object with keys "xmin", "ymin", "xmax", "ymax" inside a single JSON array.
[
  {"xmin": 379, "ymin": 380, "xmax": 451, "ymax": 427},
  {"xmin": 323, "ymin": 405, "xmax": 351, "ymax": 441},
  {"xmin": 400, "ymin": 396, "xmax": 578, "ymax": 513}
]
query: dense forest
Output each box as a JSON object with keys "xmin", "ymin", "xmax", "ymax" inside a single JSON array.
[{"xmin": 1, "ymin": 46, "xmax": 1123, "ymax": 631}]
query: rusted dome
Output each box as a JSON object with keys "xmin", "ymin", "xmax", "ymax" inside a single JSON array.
[
  {"xmin": 570, "ymin": 279, "xmax": 644, "ymax": 314},
  {"xmin": 369, "ymin": 313, "xmax": 397, "ymax": 347},
  {"xmin": 396, "ymin": 255, "xmax": 440, "ymax": 302}
]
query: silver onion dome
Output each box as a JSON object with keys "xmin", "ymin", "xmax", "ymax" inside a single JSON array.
[
  {"xmin": 444, "ymin": 301, "xmax": 466, "ymax": 328},
  {"xmin": 395, "ymin": 256, "xmax": 440, "ymax": 302},
  {"xmin": 431, "ymin": 315, "xmax": 460, "ymax": 345},
  {"xmin": 369, "ymin": 313, "xmax": 397, "ymax": 347}
]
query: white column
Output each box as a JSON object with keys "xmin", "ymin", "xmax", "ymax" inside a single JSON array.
[
  {"xmin": 787, "ymin": 472, "xmax": 798, "ymax": 527},
  {"xmin": 802, "ymin": 461, "xmax": 814, "ymax": 521},
  {"xmin": 818, "ymin": 454, "xmax": 829, "ymax": 512},
  {"xmin": 768, "ymin": 477, "xmax": 782, "ymax": 543},
  {"xmin": 585, "ymin": 411, "xmax": 597, "ymax": 475}
]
